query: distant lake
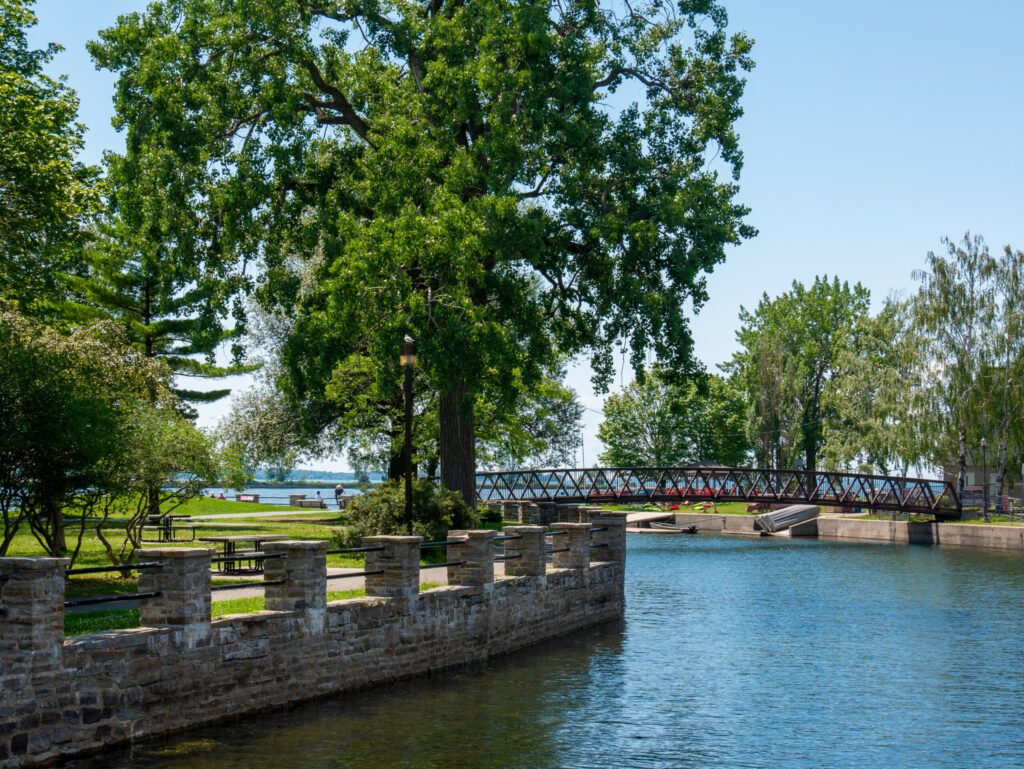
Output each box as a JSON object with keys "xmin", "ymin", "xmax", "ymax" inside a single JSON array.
[{"xmin": 201, "ymin": 484, "xmax": 376, "ymax": 506}]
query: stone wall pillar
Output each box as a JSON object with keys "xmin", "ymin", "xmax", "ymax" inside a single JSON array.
[
  {"xmin": 538, "ymin": 502, "xmax": 559, "ymax": 526},
  {"xmin": 446, "ymin": 530, "xmax": 495, "ymax": 590},
  {"xmin": 500, "ymin": 501, "xmax": 521, "ymax": 523},
  {"xmin": 0, "ymin": 557, "xmax": 67, "ymax": 686},
  {"xmin": 364, "ymin": 536, "xmax": 422, "ymax": 607},
  {"xmin": 591, "ymin": 511, "xmax": 628, "ymax": 565},
  {"xmin": 549, "ymin": 523, "xmax": 591, "ymax": 571},
  {"xmin": 263, "ymin": 540, "xmax": 327, "ymax": 632},
  {"xmin": 500, "ymin": 526, "xmax": 546, "ymax": 577},
  {"xmin": 138, "ymin": 548, "xmax": 211, "ymax": 647}
]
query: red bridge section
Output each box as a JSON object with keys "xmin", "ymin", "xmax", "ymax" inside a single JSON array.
[{"xmin": 476, "ymin": 466, "xmax": 962, "ymax": 520}]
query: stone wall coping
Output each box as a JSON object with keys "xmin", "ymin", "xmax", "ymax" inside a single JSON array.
[
  {"xmin": 502, "ymin": 525, "xmax": 545, "ymax": 532},
  {"xmin": 64, "ymin": 626, "xmax": 169, "ymax": 650},
  {"xmin": 326, "ymin": 596, "xmax": 390, "ymax": 609},
  {"xmin": 460, "ymin": 529, "xmax": 496, "ymax": 539},
  {"xmin": 0, "ymin": 556, "xmax": 69, "ymax": 573},
  {"xmin": 549, "ymin": 522, "xmax": 592, "ymax": 530},
  {"xmin": 211, "ymin": 610, "xmax": 294, "ymax": 625}
]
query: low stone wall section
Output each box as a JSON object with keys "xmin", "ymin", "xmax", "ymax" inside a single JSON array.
[
  {"xmin": 0, "ymin": 513, "xmax": 628, "ymax": 767},
  {"xmin": 672, "ymin": 512, "xmax": 758, "ymax": 533},
  {"xmin": 817, "ymin": 517, "xmax": 1024, "ymax": 552}
]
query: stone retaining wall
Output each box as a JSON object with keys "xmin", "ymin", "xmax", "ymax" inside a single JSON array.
[
  {"xmin": 672, "ymin": 512, "xmax": 759, "ymax": 533},
  {"xmin": 816, "ymin": 517, "xmax": 1024, "ymax": 551},
  {"xmin": 0, "ymin": 514, "xmax": 627, "ymax": 767}
]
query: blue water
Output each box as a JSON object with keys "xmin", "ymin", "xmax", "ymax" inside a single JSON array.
[
  {"xmin": 69, "ymin": 534, "xmax": 1024, "ymax": 768},
  {"xmin": 201, "ymin": 486, "xmax": 371, "ymax": 506}
]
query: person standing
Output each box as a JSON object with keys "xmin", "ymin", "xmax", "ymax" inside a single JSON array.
[{"xmin": 334, "ymin": 484, "xmax": 346, "ymax": 509}]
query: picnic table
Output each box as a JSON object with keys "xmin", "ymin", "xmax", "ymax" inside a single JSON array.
[
  {"xmin": 199, "ymin": 534, "xmax": 288, "ymax": 572},
  {"xmin": 143, "ymin": 514, "xmax": 197, "ymax": 543}
]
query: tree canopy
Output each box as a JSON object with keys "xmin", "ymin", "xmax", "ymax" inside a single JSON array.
[
  {"xmin": 91, "ymin": 0, "xmax": 755, "ymax": 502},
  {"xmin": 726, "ymin": 276, "xmax": 870, "ymax": 473},
  {"xmin": 0, "ymin": 0, "xmax": 98, "ymax": 312},
  {"xmin": 598, "ymin": 370, "xmax": 748, "ymax": 467}
]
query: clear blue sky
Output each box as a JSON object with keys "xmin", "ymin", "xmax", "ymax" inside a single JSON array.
[{"xmin": 27, "ymin": 0, "xmax": 1024, "ymax": 468}]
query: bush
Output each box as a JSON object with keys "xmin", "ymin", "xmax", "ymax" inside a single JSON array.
[
  {"xmin": 334, "ymin": 479, "xmax": 476, "ymax": 548},
  {"xmin": 479, "ymin": 508, "xmax": 502, "ymax": 525}
]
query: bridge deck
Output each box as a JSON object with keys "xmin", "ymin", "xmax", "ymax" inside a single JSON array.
[{"xmin": 476, "ymin": 467, "xmax": 962, "ymax": 520}]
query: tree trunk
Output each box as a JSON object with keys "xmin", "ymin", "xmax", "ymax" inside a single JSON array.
[
  {"xmin": 387, "ymin": 450, "xmax": 404, "ymax": 482},
  {"xmin": 440, "ymin": 379, "xmax": 477, "ymax": 509},
  {"xmin": 45, "ymin": 496, "xmax": 66, "ymax": 557},
  {"xmin": 147, "ymin": 485, "xmax": 161, "ymax": 519}
]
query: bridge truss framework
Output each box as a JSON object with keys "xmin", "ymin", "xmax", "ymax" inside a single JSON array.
[{"xmin": 476, "ymin": 466, "xmax": 962, "ymax": 520}]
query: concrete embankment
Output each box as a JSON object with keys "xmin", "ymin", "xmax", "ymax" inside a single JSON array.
[
  {"xmin": 816, "ymin": 517, "xmax": 1024, "ymax": 552},
  {"xmin": 672, "ymin": 512, "xmax": 759, "ymax": 534},
  {"xmin": 668, "ymin": 511, "xmax": 1024, "ymax": 553}
]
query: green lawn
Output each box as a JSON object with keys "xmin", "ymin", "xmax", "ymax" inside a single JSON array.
[
  {"xmin": 64, "ymin": 584, "xmax": 441, "ymax": 636},
  {"xmin": 8, "ymin": 496, "xmax": 363, "ymax": 569}
]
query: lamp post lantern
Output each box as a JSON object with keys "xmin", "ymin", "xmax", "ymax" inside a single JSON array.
[
  {"xmin": 400, "ymin": 337, "xmax": 417, "ymax": 534},
  {"xmin": 980, "ymin": 437, "xmax": 988, "ymax": 522}
]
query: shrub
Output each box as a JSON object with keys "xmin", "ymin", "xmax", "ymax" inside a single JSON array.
[{"xmin": 334, "ymin": 479, "xmax": 476, "ymax": 548}]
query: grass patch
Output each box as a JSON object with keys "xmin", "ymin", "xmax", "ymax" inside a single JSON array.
[
  {"xmin": 599, "ymin": 501, "xmax": 754, "ymax": 515},
  {"xmin": 65, "ymin": 608, "xmax": 140, "ymax": 636}
]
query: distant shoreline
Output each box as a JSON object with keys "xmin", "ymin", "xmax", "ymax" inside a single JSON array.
[{"xmin": 237, "ymin": 481, "xmax": 382, "ymax": 489}]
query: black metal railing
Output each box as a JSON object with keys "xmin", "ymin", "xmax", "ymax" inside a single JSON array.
[
  {"xmin": 65, "ymin": 562, "xmax": 163, "ymax": 576},
  {"xmin": 327, "ymin": 570, "xmax": 384, "ymax": 579},
  {"xmin": 64, "ymin": 591, "xmax": 162, "ymax": 609},
  {"xmin": 325, "ymin": 546, "xmax": 385, "ymax": 555}
]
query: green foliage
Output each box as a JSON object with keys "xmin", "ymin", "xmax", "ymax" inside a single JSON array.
[
  {"xmin": 0, "ymin": 309, "xmax": 220, "ymax": 563},
  {"xmin": 823, "ymin": 299, "xmax": 926, "ymax": 475},
  {"xmin": 726, "ymin": 276, "xmax": 871, "ymax": 471},
  {"xmin": 909, "ymin": 233, "xmax": 1024, "ymax": 501},
  {"xmin": 0, "ymin": 0, "xmax": 98, "ymax": 313},
  {"xmin": 334, "ymin": 479, "xmax": 475, "ymax": 548},
  {"xmin": 598, "ymin": 370, "xmax": 749, "ymax": 467},
  {"xmin": 91, "ymin": 0, "xmax": 755, "ymax": 500}
]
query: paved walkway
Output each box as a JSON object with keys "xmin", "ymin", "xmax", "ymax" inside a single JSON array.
[{"xmin": 211, "ymin": 563, "xmax": 509, "ymax": 601}]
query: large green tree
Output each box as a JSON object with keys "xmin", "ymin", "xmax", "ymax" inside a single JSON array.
[
  {"xmin": 0, "ymin": 310, "xmax": 218, "ymax": 563},
  {"xmin": 726, "ymin": 276, "xmax": 871, "ymax": 473},
  {"xmin": 92, "ymin": 0, "xmax": 755, "ymax": 505},
  {"xmin": 598, "ymin": 371, "xmax": 748, "ymax": 467},
  {"xmin": 910, "ymin": 234, "xmax": 1024, "ymax": 510},
  {"xmin": 0, "ymin": 0, "xmax": 97, "ymax": 313},
  {"xmin": 822, "ymin": 299, "xmax": 925, "ymax": 476}
]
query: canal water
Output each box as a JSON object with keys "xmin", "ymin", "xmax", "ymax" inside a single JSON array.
[{"xmin": 69, "ymin": 534, "xmax": 1024, "ymax": 769}]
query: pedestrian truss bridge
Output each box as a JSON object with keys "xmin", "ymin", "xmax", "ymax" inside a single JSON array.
[{"xmin": 475, "ymin": 467, "xmax": 963, "ymax": 520}]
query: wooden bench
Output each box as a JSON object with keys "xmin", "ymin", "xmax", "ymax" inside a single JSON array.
[{"xmin": 297, "ymin": 498, "xmax": 327, "ymax": 509}]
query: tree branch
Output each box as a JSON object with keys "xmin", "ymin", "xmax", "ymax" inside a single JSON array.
[{"xmin": 302, "ymin": 60, "xmax": 375, "ymax": 147}]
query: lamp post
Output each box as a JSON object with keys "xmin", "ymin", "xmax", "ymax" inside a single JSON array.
[
  {"xmin": 400, "ymin": 337, "xmax": 417, "ymax": 534},
  {"xmin": 980, "ymin": 437, "xmax": 988, "ymax": 522}
]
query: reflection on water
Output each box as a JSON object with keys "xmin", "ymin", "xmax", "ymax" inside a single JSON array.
[{"xmin": 68, "ymin": 535, "xmax": 1024, "ymax": 769}]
